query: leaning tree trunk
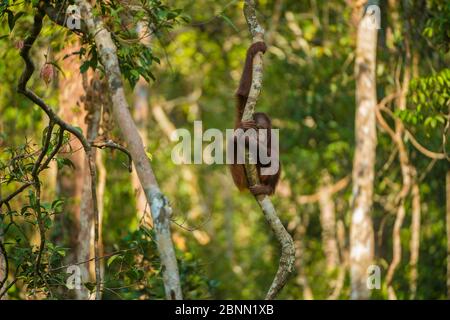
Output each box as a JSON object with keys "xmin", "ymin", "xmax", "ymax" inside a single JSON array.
[
  {"xmin": 241, "ymin": 0, "xmax": 295, "ymax": 300},
  {"xmin": 349, "ymin": 1, "xmax": 378, "ymax": 300},
  {"xmin": 76, "ymin": 0, "xmax": 182, "ymax": 299},
  {"xmin": 132, "ymin": 79, "xmax": 150, "ymax": 222},
  {"xmin": 132, "ymin": 22, "xmax": 152, "ymax": 223}
]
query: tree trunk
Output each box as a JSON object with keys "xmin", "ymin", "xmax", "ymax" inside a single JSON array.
[
  {"xmin": 294, "ymin": 214, "xmax": 313, "ymax": 300},
  {"xmin": 76, "ymin": 0, "xmax": 182, "ymax": 299},
  {"xmin": 77, "ymin": 76, "xmax": 102, "ymax": 299},
  {"xmin": 409, "ymin": 180, "xmax": 421, "ymax": 299},
  {"xmin": 319, "ymin": 174, "xmax": 340, "ymax": 271},
  {"xmin": 132, "ymin": 79, "xmax": 150, "ymax": 222},
  {"xmin": 242, "ymin": 0, "xmax": 295, "ymax": 300},
  {"xmin": 96, "ymin": 149, "xmax": 106, "ymax": 290},
  {"xmin": 349, "ymin": 1, "xmax": 378, "ymax": 300},
  {"xmin": 56, "ymin": 45, "xmax": 86, "ymax": 290}
]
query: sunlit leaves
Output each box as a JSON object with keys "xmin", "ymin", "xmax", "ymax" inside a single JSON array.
[
  {"xmin": 86, "ymin": 0, "xmax": 189, "ymax": 88},
  {"xmin": 423, "ymin": 0, "xmax": 450, "ymax": 52},
  {"xmin": 401, "ymin": 68, "xmax": 450, "ymax": 129}
]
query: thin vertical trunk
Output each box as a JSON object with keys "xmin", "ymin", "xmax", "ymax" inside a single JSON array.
[
  {"xmin": 294, "ymin": 214, "xmax": 314, "ymax": 300},
  {"xmin": 386, "ymin": 0, "xmax": 399, "ymax": 49},
  {"xmin": 96, "ymin": 149, "xmax": 106, "ymax": 290},
  {"xmin": 319, "ymin": 175, "xmax": 339, "ymax": 270},
  {"xmin": 56, "ymin": 44, "xmax": 86, "ymax": 273},
  {"xmin": 77, "ymin": 76, "xmax": 102, "ymax": 299},
  {"xmin": 409, "ymin": 180, "xmax": 421, "ymax": 299},
  {"xmin": 76, "ymin": 0, "xmax": 182, "ymax": 299},
  {"xmin": 350, "ymin": 1, "xmax": 378, "ymax": 300},
  {"xmin": 329, "ymin": 220, "xmax": 348, "ymax": 300}
]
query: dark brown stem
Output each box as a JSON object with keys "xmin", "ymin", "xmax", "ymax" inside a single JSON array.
[{"xmin": 92, "ymin": 140, "xmax": 133, "ymax": 172}]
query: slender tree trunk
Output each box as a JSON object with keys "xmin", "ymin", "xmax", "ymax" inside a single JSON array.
[
  {"xmin": 76, "ymin": 0, "xmax": 182, "ymax": 299},
  {"xmin": 77, "ymin": 76, "xmax": 102, "ymax": 299},
  {"xmin": 294, "ymin": 214, "xmax": 313, "ymax": 300},
  {"xmin": 409, "ymin": 179, "xmax": 421, "ymax": 299},
  {"xmin": 56, "ymin": 44, "xmax": 86, "ymax": 283},
  {"xmin": 96, "ymin": 149, "xmax": 106, "ymax": 290},
  {"xmin": 349, "ymin": 1, "xmax": 378, "ymax": 300},
  {"xmin": 329, "ymin": 220, "xmax": 348, "ymax": 300},
  {"xmin": 319, "ymin": 174, "xmax": 339, "ymax": 271}
]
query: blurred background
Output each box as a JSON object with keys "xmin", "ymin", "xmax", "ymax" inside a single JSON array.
[{"xmin": 0, "ymin": 0, "xmax": 449, "ymax": 300}]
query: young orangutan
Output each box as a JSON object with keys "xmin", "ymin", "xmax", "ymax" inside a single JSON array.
[{"xmin": 229, "ymin": 41, "xmax": 281, "ymax": 196}]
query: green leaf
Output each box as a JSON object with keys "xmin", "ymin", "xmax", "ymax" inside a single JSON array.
[
  {"xmin": 107, "ymin": 254, "xmax": 120, "ymax": 267},
  {"xmin": 145, "ymin": 150, "xmax": 153, "ymax": 161},
  {"xmin": 79, "ymin": 61, "xmax": 90, "ymax": 73},
  {"xmin": 51, "ymin": 199, "xmax": 65, "ymax": 212},
  {"xmin": 56, "ymin": 157, "xmax": 75, "ymax": 170},
  {"xmin": 220, "ymin": 14, "xmax": 239, "ymax": 32}
]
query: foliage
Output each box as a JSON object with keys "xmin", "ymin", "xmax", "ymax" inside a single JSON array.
[{"xmin": 0, "ymin": 0, "xmax": 449, "ymax": 300}]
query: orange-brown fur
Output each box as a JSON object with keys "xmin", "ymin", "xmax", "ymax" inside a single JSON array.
[{"xmin": 229, "ymin": 42, "xmax": 281, "ymax": 196}]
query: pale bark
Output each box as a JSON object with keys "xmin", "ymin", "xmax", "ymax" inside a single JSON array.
[
  {"xmin": 318, "ymin": 174, "xmax": 340, "ymax": 271},
  {"xmin": 297, "ymin": 176, "xmax": 350, "ymax": 205},
  {"xmin": 349, "ymin": 2, "xmax": 378, "ymax": 300},
  {"xmin": 294, "ymin": 215, "xmax": 313, "ymax": 300},
  {"xmin": 77, "ymin": 76, "xmax": 102, "ymax": 300},
  {"xmin": 96, "ymin": 149, "xmax": 106, "ymax": 294},
  {"xmin": 133, "ymin": 79, "xmax": 150, "ymax": 221},
  {"xmin": 76, "ymin": 0, "xmax": 182, "ymax": 299},
  {"xmin": 296, "ymin": 176, "xmax": 350, "ymax": 299},
  {"xmin": 242, "ymin": 0, "xmax": 295, "ymax": 300},
  {"xmin": 409, "ymin": 180, "xmax": 421, "ymax": 299}
]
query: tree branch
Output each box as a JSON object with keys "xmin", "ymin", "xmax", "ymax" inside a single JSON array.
[
  {"xmin": 242, "ymin": 0, "xmax": 295, "ymax": 300},
  {"xmin": 75, "ymin": 0, "xmax": 182, "ymax": 299}
]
